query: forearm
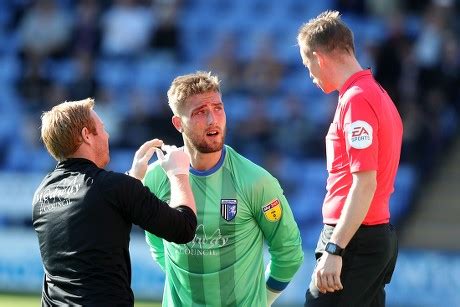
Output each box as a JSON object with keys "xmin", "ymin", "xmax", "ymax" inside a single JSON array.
[
  {"xmin": 265, "ymin": 241, "xmax": 304, "ymax": 295},
  {"xmin": 168, "ymin": 174, "xmax": 196, "ymax": 214},
  {"xmin": 330, "ymin": 171, "xmax": 376, "ymax": 248},
  {"xmin": 266, "ymin": 251, "xmax": 303, "ymax": 286}
]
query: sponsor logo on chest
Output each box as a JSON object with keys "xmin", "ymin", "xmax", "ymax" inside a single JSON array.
[{"xmin": 175, "ymin": 224, "xmax": 230, "ymax": 257}]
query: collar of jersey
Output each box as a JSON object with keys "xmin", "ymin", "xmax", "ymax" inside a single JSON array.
[
  {"xmin": 339, "ymin": 68, "xmax": 372, "ymax": 96},
  {"xmin": 190, "ymin": 146, "xmax": 226, "ymax": 177}
]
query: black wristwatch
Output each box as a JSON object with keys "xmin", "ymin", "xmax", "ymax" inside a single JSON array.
[{"xmin": 325, "ymin": 242, "xmax": 345, "ymax": 256}]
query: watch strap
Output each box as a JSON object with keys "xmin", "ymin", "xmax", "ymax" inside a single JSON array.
[{"xmin": 325, "ymin": 242, "xmax": 345, "ymax": 256}]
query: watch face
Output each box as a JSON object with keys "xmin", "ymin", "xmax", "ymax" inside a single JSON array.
[
  {"xmin": 326, "ymin": 242, "xmax": 343, "ymax": 256},
  {"xmin": 326, "ymin": 243, "xmax": 336, "ymax": 254}
]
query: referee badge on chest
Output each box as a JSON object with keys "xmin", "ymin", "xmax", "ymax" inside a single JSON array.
[{"xmin": 221, "ymin": 199, "xmax": 237, "ymax": 222}]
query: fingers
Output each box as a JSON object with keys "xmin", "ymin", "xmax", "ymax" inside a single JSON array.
[
  {"xmin": 136, "ymin": 139, "xmax": 163, "ymax": 158},
  {"xmin": 316, "ymin": 273, "xmax": 342, "ymax": 293},
  {"xmin": 315, "ymin": 270, "xmax": 327, "ymax": 294},
  {"xmin": 156, "ymin": 143, "xmax": 179, "ymax": 160},
  {"xmin": 326, "ymin": 274, "xmax": 337, "ymax": 292},
  {"xmin": 156, "ymin": 144, "xmax": 177, "ymax": 159},
  {"xmin": 139, "ymin": 146, "xmax": 156, "ymax": 164},
  {"xmin": 161, "ymin": 144, "xmax": 178, "ymax": 153},
  {"xmin": 155, "ymin": 148, "xmax": 165, "ymax": 160},
  {"xmin": 334, "ymin": 274, "xmax": 343, "ymax": 290},
  {"xmin": 315, "ymin": 272, "xmax": 335, "ymax": 294},
  {"xmin": 314, "ymin": 256, "xmax": 343, "ymax": 294}
]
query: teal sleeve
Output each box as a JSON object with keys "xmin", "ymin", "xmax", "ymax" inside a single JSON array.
[
  {"xmin": 145, "ymin": 231, "xmax": 166, "ymax": 271},
  {"xmin": 252, "ymin": 176, "xmax": 304, "ymax": 291},
  {"xmin": 142, "ymin": 164, "xmax": 169, "ymax": 272}
]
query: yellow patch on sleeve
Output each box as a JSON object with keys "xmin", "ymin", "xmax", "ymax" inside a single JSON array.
[{"xmin": 262, "ymin": 199, "xmax": 282, "ymax": 222}]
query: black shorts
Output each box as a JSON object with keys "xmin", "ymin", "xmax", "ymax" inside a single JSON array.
[{"xmin": 305, "ymin": 224, "xmax": 398, "ymax": 307}]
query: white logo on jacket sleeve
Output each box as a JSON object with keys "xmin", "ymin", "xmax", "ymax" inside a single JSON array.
[{"xmin": 347, "ymin": 120, "xmax": 373, "ymax": 149}]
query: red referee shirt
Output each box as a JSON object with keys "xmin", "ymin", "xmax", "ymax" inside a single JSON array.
[{"xmin": 323, "ymin": 69, "xmax": 403, "ymax": 225}]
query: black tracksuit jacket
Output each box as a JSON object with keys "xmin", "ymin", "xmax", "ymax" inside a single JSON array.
[{"xmin": 32, "ymin": 158, "xmax": 196, "ymax": 306}]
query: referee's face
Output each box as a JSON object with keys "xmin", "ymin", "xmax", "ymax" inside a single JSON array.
[
  {"xmin": 300, "ymin": 48, "xmax": 333, "ymax": 93},
  {"xmin": 179, "ymin": 91, "xmax": 226, "ymax": 154}
]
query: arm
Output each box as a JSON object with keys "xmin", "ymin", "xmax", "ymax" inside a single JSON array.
[
  {"xmin": 140, "ymin": 145, "xmax": 196, "ymax": 268},
  {"xmin": 168, "ymin": 174, "xmax": 196, "ymax": 213},
  {"xmin": 127, "ymin": 139, "xmax": 195, "ymax": 215},
  {"xmin": 145, "ymin": 231, "xmax": 166, "ymax": 271},
  {"xmin": 314, "ymin": 171, "xmax": 377, "ymax": 293},
  {"xmin": 253, "ymin": 176, "xmax": 304, "ymax": 305},
  {"xmin": 116, "ymin": 140, "xmax": 197, "ymax": 243},
  {"xmin": 331, "ymin": 170, "xmax": 377, "ymax": 247},
  {"xmin": 155, "ymin": 146, "xmax": 196, "ymax": 214},
  {"xmin": 113, "ymin": 176, "xmax": 196, "ymax": 244},
  {"xmin": 315, "ymin": 93, "xmax": 380, "ymax": 293}
]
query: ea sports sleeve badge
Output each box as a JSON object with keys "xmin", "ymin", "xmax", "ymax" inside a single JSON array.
[
  {"xmin": 347, "ymin": 120, "xmax": 373, "ymax": 149},
  {"xmin": 262, "ymin": 199, "xmax": 282, "ymax": 222}
]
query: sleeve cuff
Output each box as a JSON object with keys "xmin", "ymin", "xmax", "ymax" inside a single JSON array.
[{"xmin": 266, "ymin": 276, "xmax": 289, "ymax": 292}]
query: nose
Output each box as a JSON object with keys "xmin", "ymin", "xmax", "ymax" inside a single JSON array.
[{"xmin": 206, "ymin": 110, "xmax": 216, "ymax": 125}]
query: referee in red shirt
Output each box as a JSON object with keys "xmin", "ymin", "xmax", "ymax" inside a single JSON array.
[{"xmin": 297, "ymin": 11, "xmax": 403, "ymax": 306}]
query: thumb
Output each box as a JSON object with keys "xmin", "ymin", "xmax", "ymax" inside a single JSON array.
[{"xmin": 155, "ymin": 148, "xmax": 165, "ymax": 161}]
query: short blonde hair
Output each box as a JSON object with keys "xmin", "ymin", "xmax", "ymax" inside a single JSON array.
[
  {"xmin": 41, "ymin": 98, "xmax": 97, "ymax": 161},
  {"xmin": 297, "ymin": 10, "xmax": 355, "ymax": 57},
  {"xmin": 167, "ymin": 71, "xmax": 221, "ymax": 115}
]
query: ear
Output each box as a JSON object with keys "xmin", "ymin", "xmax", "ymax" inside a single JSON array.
[
  {"xmin": 81, "ymin": 127, "xmax": 92, "ymax": 144},
  {"xmin": 312, "ymin": 51, "xmax": 325, "ymax": 68},
  {"xmin": 172, "ymin": 115, "xmax": 183, "ymax": 133}
]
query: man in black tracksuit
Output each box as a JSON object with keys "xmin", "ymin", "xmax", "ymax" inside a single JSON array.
[{"xmin": 32, "ymin": 98, "xmax": 197, "ymax": 306}]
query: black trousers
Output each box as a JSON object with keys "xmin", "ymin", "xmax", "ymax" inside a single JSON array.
[{"xmin": 305, "ymin": 224, "xmax": 398, "ymax": 307}]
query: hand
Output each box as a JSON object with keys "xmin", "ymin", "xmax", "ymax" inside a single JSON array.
[
  {"xmin": 128, "ymin": 139, "xmax": 163, "ymax": 180},
  {"xmin": 266, "ymin": 287, "xmax": 281, "ymax": 306},
  {"xmin": 314, "ymin": 253, "xmax": 343, "ymax": 294},
  {"xmin": 156, "ymin": 145, "xmax": 190, "ymax": 176}
]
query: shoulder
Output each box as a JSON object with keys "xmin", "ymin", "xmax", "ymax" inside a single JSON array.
[
  {"xmin": 225, "ymin": 146, "xmax": 278, "ymax": 187},
  {"xmin": 340, "ymin": 85, "xmax": 379, "ymax": 119},
  {"xmin": 342, "ymin": 77, "xmax": 381, "ymax": 108},
  {"xmin": 97, "ymin": 168, "xmax": 135, "ymax": 188}
]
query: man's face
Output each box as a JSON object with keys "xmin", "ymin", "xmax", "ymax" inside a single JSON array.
[
  {"xmin": 300, "ymin": 48, "xmax": 334, "ymax": 94},
  {"xmin": 90, "ymin": 110, "xmax": 110, "ymax": 168},
  {"xmin": 177, "ymin": 91, "xmax": 226, "ymax": 153}
]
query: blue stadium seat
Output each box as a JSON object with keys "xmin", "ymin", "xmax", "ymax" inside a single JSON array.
[
  {"xmin": 223, "ymin": 94, "xmax": 251, "ymax": 121},
  {"xmin": 0, "ymin": 55, "xmax": 21, "ymax": 84},
  {"xmin": 46, "ymin": 58, "xmax": 77, "ymax": 85},
  {"xmin": 391, "ymin": 164, "xmax": 418, "ymax": 224},
  {"xmin": 108, "ymin": 149, "xmax": 136, "ymax": 173},
  {"xmin": 133, "ymin": 54, "xmax": 176, "ymax": 92},
  {"xmin": 95, "ymin": 58, "xmax": 133, "ymax": 92}
]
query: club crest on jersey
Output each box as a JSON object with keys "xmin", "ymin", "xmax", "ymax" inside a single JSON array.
[
  {"xmin": 347, "ymin": 120, "xmax": 373, "ymax": 149},
  {"xmin": 262, "ymin": 199, "xmax": 282, "ymax": 222},
  {"xmin": 221, "ymin": 199, "xmax": 237, "ymax": 222}
]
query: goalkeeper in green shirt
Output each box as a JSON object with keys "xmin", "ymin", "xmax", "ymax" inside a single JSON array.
[{"xmin": 144, "ymin": 71, "xmax": 304, "ymax": 306}]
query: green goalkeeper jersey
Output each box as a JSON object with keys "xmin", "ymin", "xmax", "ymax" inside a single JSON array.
[{"xmin": 144, "ymin": 145, "xmax": 304, "ymax": 306}]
